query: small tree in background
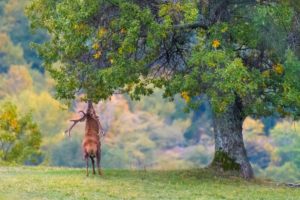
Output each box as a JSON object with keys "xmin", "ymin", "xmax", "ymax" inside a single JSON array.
[
  {"xmin": 26, "ymin": 0, "xmax": 300, "ymax": 178},
  {"xmin": 0, "ymin": 102, "xmax": 42, "ymax": 164}
]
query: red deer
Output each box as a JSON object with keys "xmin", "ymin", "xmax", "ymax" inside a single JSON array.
[{"xmin": 65, "ymin": 100, "xmax": 104, "ymax": 176}]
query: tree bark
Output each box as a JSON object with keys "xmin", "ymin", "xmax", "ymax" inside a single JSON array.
[{"xmin": 211, "ymin": 98, "xmax": 254, "ymax": 179}]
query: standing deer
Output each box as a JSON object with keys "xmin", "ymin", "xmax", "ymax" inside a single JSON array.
[{"xmin": 65, "ymin": 100, "xmax": 104, "ymax": 176}]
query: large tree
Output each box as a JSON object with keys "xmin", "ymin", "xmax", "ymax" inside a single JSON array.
[{"xmin": 26, "ymin": 0, "xmax": 300, "ymax": 178}]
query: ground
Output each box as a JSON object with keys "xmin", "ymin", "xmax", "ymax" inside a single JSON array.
[{"xmin": 0, "ymin": 166, "xmax": 299, "ymax": 200}]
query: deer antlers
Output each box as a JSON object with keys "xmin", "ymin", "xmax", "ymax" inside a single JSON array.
[{"xmin": 65, "ymin": 111, "xmax": 86, "ymax": 137}]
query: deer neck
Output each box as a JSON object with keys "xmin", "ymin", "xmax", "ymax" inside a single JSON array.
[{"xmin": 85, "ymin": 115, "xmax": 99, "ymax": 135}]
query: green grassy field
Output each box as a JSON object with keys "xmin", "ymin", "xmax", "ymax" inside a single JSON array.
[{"xmin": 0, "ymin": 166, "xmax": 299, "ymax": 200}]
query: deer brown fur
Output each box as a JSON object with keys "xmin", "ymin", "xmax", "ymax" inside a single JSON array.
[{"xmin": 65, "ymin": 100, "xmax": 104, "ymax": 176}]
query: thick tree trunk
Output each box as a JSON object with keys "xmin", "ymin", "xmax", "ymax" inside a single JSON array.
[{"xmin": 211, "ymin": 99, "xmax": 254, "ymax": 179}]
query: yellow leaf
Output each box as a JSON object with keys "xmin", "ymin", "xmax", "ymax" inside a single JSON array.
[
  {"xmin": 212, "ymin": 39, "xmax": 221, "ymax": 48},
  {"xmin": 208, "ymin": 61, "xmax": 217, "ymax": 67},
  {"xmin": 98, "ymin": 27, "xmax": 107, "ymax": 38},
  {"xmin": 181, "ymin": 91, "xmax": 191, "ymax": 103},
  {"xmin": 74, "ymin": 23, "xmax": 87, "ymax": 32},
  {"xmin": 92, "ymin": 43, "xmax": 100, "ymax": 50},
  {"xmin": 277, "ymin": 106, "xmax": 285, "ymax": 115},
  {"xmin": 221, "ymin": 26, "xmax": 228, "ymax": 33},
  {"xmin": 273, "ymin": 64, "xmax": 284, "ymax": 75},
  {"xmin": 10, "ymin": 119, "xmax": 18, "ymax": 130},
  {"xmin": 262, "ymin": 70, "xmax": 270, "ymax": 78},
  {"xmin": 120, "ymin": 28, "xmax": 126, "ymax": 34},
  {"xmin": 118, "ymin": 47, "xmax": 123, "ymax": 54},
  {"xmin": 93, "ymin": 51, "xmax": 102, "ymax": 59}
]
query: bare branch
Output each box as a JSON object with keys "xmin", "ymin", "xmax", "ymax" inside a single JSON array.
[{"xmin": 174, "ymin": 21, "xmax": 209, "ymax": 30}]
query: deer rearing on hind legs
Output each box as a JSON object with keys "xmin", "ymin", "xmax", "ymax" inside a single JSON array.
[{"xmin": 65, "ymin": 100, "xmax": 105, "ymax": 176}]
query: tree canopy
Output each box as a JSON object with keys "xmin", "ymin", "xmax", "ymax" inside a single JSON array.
[{"xmin": 26, "ymin": 0, "xmax": 300, "ymax": 119}]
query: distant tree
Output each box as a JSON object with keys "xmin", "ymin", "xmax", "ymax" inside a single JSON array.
[
  {"xmin": 0, "ymin": 0, "xmax": 8, "ymax": 16},
  {"xmin": 51, "ymin": 136, "xmax": 84, "ymax": 167},
  {"xmin": 0, "ymin": 65, "xmax": 33, "ymax": 96},
  {"xmin": 13, "ymin": 91, "xmax": 70, "ymax": 138},
  {"xmin": 5, "ymin": 0, "xmax": 47, "ymax": 72},
  {"xmin": 27, "ymin": 0, "xmax": 300, "ymax": 178},
  {"xmin": 183, "ymin": 100, "xmax": 211, "ymax": 143},
  {"xmin": 0, "ymin": 0, "xmax": 47, "ymax": 72},
  {"xmin": 261, "ymin": 117, "xmax": 277, "ymax": 136},
  {"xmin": 0, "ymin": 33, "xmax": 26, "ymax": 73},
  {"xmin": 0, "ymin": 102, "xmax": 42, "ymax": 164},
  {"xmin": 271, "ymin": 121, "xmax": 300, "ymax": 170}
]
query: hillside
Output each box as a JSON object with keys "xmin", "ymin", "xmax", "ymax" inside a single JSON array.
[{"xmin": 0, "ymin": 167, "xmax": 298, "ymax": 200}]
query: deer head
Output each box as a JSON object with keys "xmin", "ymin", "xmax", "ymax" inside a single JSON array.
[{"xmin": 87, "ymin": 100, "xmax": 97, "ymax": 117}]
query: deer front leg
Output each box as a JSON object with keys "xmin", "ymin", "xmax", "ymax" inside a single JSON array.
[{"xmin": 96, "ymin": 149, "xmax": 103, "ymax": 176}]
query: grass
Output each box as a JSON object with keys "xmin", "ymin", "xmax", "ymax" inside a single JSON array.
[{"xmin": 0, "ymin": 166, "xmax": 299, "ymax": 200}]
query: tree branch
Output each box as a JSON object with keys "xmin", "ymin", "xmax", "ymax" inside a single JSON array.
[{"xmin": 173, "ymin": 21, "xmax": 209, "ymax": 30}]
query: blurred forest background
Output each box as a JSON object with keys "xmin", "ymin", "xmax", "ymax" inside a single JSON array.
[{"xmin": 0, "ymin": 0, "xmax": 299, "ymax": 183}]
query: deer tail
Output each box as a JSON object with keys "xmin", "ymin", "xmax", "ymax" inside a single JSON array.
[{"xmin": 85, "ymin": 144, "xmax": 97, "ymax": 157}]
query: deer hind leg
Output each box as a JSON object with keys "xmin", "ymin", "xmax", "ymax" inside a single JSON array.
[
  {"xmin": 90, "ymin": 156, "xmax": 96, "ymax": 175},
  {"xmin": 96, "ymin": 148, "xmax": 103, "ymax": 176},
  {"xmin": 85, "ymin": 156, "xmax": 89, "ymax": 177}
]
